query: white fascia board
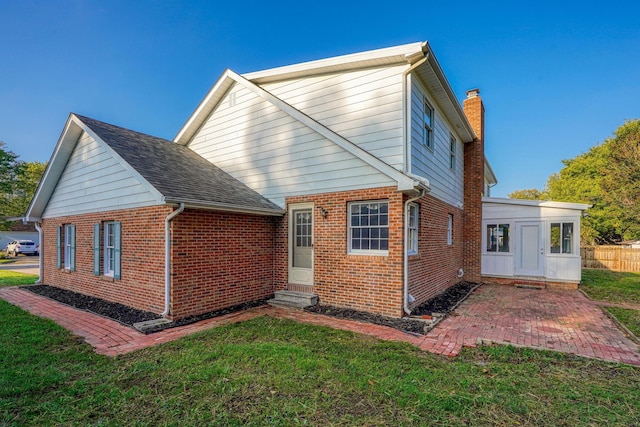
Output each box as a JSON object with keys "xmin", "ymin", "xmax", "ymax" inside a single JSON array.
[
  {"xmin": 243, "ymin": 42, "xmax": 426, "ymax": 83},
  {"xmin": 482, "ymin": 197, "xmax": 591, "ymax": 211},
  {"xmin": 25, "ymin": 114, "xmax": 83, "ymax": 221},
  {"xmin": 227, "ymin": 70, "xmax": 421, "ymax": 193},
  {"xmin": 174, "ymin": 71, "xmax": 236, "ymax": 145}
]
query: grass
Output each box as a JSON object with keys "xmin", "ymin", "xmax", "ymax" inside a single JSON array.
[
  {"xmin": 581, "ymin": 269, "xmax": 640, "ymax": 304},
  {"xmin": 606, "ymin": 307, "xmax": 640, "ymax": 338},
  {"xmin": 0, "ymin": 270, "xmax": 38, "ymax": 287},
  {"xmin": 1, "ymin": 299, "xmax": 639, "ymax": 426}
]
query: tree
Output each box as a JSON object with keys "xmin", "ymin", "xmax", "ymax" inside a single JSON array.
[
  {"xmin": 0, "ymin": 142, "xmax": 46, "ymax": 230},
  {"xmin": 507, "ymin": 119, "xmax": 640, "ymax": 245},
  {"xmin": 601, "ymin": 120, "xmax": 640, "ymax": 240},
  {"xmin": 508, "ymin": 188, "xmax": 544, "ymax": 200}
]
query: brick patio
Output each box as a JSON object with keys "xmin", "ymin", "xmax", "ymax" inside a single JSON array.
[{"xmin": 1, "ymin": 284, "xmax": 639, "ymax": 366}]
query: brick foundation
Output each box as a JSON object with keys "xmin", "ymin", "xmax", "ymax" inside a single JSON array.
[{"xmin": 482, "ymin": 276, "xmax": 579, "ymax": 290}]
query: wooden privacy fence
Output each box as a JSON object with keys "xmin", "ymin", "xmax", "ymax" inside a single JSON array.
[{"xmin": 581, "ymin": 246, "xmax": 640, "ymax": 272}]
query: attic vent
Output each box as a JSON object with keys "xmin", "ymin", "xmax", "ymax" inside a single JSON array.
[{"xmin": 229, "ymin": 91, "xmax": 237, "ymax": 107}]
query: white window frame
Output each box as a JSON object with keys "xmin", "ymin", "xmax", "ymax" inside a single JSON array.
[
  {"xmin": 449, "ymin": 134, "xmax": 457, "ymax": 170},
  {"xmin": 550, "ymin": 222, "xmax": 574, "ymax": 254},
  {"xmin": 423, "ymin": 97, "xmax": 434, "ymax": 151},
  {"xmin": 348, "ymin": 200, "xmax": 389, "ymax": 256},
  {"xmin": 447, "ymin": 214, "xmax": 453, "ymax": 246},
  {"xmin": 408, "ymin": 203, "xmax": 419, "ymax": 255},
  {"xmin": 104, "ymin": 222, "xmax": 116, "ymax": 277},
  {"xmin": 64, "ymin": 224, "xmax": 73, "ymax": 269},
  {"xmin": 486, "ymin": 223, "xmax": 511, "ymax": 253}
]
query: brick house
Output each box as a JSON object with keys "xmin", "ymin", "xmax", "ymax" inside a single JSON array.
[{"xmin": 25, "ymin": 41, "xmax": 499, "ymax": 320}]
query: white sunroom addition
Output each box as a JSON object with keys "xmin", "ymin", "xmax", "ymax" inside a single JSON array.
[{"xmin": 481, "ymin": 197, "xmax": 590, "ymax": 288}]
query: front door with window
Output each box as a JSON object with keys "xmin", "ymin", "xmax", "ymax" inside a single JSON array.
[
  {"xmin": 288, "ymin": 204, "xmax": 313, "ymax": 286},
  {"xmin": 515, "ymin": 221, "xmax": 545, "ymax": 276}
]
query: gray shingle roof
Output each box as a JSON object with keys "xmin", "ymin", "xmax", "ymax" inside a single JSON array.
[{"xmin": 75, "ymin": 114, "xmax": 283, "ymax": 214}]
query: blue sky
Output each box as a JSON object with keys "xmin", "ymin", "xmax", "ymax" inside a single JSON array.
[{"xmin": 1, "ymin": 0, "xmax": 638, "ymax": 197}]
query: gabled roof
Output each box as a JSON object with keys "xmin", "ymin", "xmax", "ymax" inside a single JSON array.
[
  {"xmin": 175, "ymin": 41, "xmax": 475, "ymax": 146},
  {"xmin": 26, "ymin": 114, "xmax": 284, "ymax": 221}
]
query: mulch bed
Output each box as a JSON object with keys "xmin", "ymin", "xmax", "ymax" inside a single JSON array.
[
  {"xmin": 21, "ymin": 281, "xmax": 480, "ymax": 336},
  {"xmin": 305, "ymin": 281, "xmax": 480, "ymax": 335},
  {"xmin": 21, "ymin": 284, "xmax": 268, "ymax": 334}
]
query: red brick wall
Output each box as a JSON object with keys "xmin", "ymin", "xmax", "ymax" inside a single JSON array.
[
  {"xmin": 41, "ymin": 205, "xmax": 172, "ymax": 314},
  {"xmin": 408, "ymin": 193, "xmax": 465, "ymax": 308},
  {"xmin": 169, "ymin": 209, "xmax": 276, "ymax": 319},
  {"xmin": 463, "ymin": 93, "xmax": 485, "ymax": 282},
  {"xmin": 277, "ymin": 187, "xmax": 405, "ymax": 318}
]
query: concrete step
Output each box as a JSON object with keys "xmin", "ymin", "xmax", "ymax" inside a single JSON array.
[{"xmin": 268, "ymin": 290, "xmax": 318, "ymax": 309}]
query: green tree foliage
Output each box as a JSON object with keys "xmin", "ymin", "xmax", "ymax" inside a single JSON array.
[
  {"xmin": 508, "ymin": 119, "xmax": 640, "ymax": 245},
  {"xmin": 508, "ymin": 188, "xmax": 544, "ymax": 200},
  {"xmin": 601, "ymin": 120, "xmax": 640, "ymax": 240},
  {"xmin": 0, "ymin": 142, "xmax": 47, "ymax": 230}
]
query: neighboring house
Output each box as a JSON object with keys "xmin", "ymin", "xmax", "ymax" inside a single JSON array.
[
  {"xmin": 482, "ymin": 198, "xmax": 589, "ymax": 288},
  {"xmin": 24, "ymin": 41, "xmax": 580, "ymax": 321}
]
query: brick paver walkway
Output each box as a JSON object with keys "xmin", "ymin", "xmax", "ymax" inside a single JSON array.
[{"xmin": 1, "ymin": 285, "xmax": 639, "ymax": 366}]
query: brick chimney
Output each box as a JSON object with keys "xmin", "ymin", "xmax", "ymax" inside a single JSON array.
[{"xmin": 462, "ymin": 88, "xmax": 485, "ymax": 283}]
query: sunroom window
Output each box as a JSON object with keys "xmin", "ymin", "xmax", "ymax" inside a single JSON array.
[
  {"xmin": 550, "ymin": 222, "xmax": 573, "ymax": 254},
  {"xmin": 486, "ymin": 224, "xmax": 510, "ymax": 253}
]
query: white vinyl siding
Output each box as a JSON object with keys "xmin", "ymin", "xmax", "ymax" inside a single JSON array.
[
  {"xmin": 261, "ymin": 65, "xmax": 406, "ymax": 169},
  {"xmin": 43, "ymin": 131, "xmax": 160, "ymax": 218},
  {"xmin": 410, "ymin": 76, "xmax": 464, "ymax": 207},
  {"xmin": 188, "ymin": 79, "xmax": 398, "ymax": 207}
]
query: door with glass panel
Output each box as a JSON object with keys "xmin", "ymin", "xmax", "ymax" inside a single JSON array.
[{"xmin": 288, "ymin": 204, "xmax": 313, "ymax": 285}]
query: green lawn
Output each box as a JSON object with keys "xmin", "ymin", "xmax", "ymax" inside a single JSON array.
[
  {"xmin": 581, "ymin": 269, "xmax": 640, "ymax": 304},
  {"xmin": 0, "ymin": 270, "xmax": 38, "ymax": 287},
  {"xmin": 606, "ymin": 306, "xmax": 640, "ymax": 338},
  {"xmin": 1, "ymin": 299, "xmax": 639, "ymax": 426}
]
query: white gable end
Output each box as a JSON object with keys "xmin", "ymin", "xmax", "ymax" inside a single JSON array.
[
  {"xmin": 43, "ymin": 131, "xmax": 161, "ymax": 218},
  {"xmin": 260, "ymin": 65, "xmax": 406, "ymax": 169},
  {"xmin": 188, "ymin": 83, "xmax": 398, "ymax": 207}
]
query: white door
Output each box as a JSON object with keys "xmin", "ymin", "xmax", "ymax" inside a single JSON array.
[
  {"xmin": 288, "ymin": 204, "xmax": 313, "ymax": 286},
  {"xmin": 516, "ymin": 221, "xmax": 545, "ymax": 276}
]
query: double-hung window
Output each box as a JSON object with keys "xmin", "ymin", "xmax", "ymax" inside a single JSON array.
[
  {"xmin": 447, "ymin": 214, "xmax": 453, "ymax": 246},
  {"xmin": 423, "ymin": 98, "xmax": 434, "ymax": 150},
  {"xmin": 57, "ymin": 224, "xmax": 76, "ymax": 271},
  {"xmin": 348, "ymin": 201, "xmax": 389, "ymax": 254},
  {"xmin": 550, "ymin": 222, "xmax": 573, "ymax": 254},
  {"xmin": 449, "ymin": 134, "xmax": 457, "ymax": 170},
  {"xmin": 486, "ymin": 224, "xmax": 510, "ymax": 253},
  {"xmin": 408, "ymin": 203, "xmax": 419, "ymax": 254},
  {"xmin": 94, "ymin": 221, "xmax": 122, "ymax": 279}
]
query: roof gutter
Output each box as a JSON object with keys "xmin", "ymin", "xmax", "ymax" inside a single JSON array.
[
  {"xmin": 163, "ymin": 197, "xmax": 284, "ymax": 216},
  {"xmin": 162, "ymin": 203, "xmax": 185, "ymax": 317}
]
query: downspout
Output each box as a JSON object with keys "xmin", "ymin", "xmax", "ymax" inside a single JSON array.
[
  {"xmin": 402, "ymin": 49, "xmax": 429, "ymax": 315},
  {"xmin": 34, "ymin": 222, "xmax": 43, "ymax": 284},
  {"xmin": 404, "ymin": 188, "xmax": 425, "ymax": 315},
  {"xmin": 402, "ymin": 52, "xmax": 429, "ymax": 173},
  {"xmin": 162, "ymin": 203, "xmax": 185, "ymax": 317}
]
